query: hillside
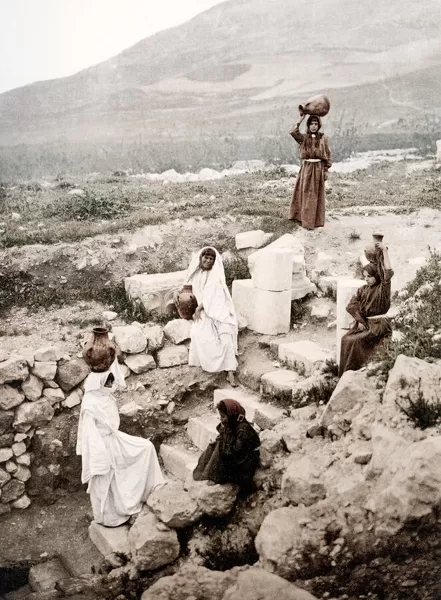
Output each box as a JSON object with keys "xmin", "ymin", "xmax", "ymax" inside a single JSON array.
[{"xmin": 0, "ymin": 0, "xmax": 440, "ymax": 146}]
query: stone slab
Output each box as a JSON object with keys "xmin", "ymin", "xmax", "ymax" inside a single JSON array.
[
  {"xmin": 88, "ymin": 521, "xmax": 130, "ymax": 557},
  {"xmin": 232, "ymin": 280, "xmax": 291, "ymax": 335},
  {"xmin": 125, "ymin": 270, "xmax": 186, "ymax": 315},
  {"xmin": 278, "ymin": 340, "xmax": 333, "ymax": 375},
  {"xmin": 187, "ymin": 413, "xmax": 219, "ymax": 451},
  {"xmin": 159, "ymin": 444, "xmax": 201, "ymax": 481}
]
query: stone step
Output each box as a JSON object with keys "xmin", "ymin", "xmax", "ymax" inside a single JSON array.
[
  {"xmin": 89, "ymin": 521, "xmax": 130, "ymax": 558},
  {"xmin": 160, "ymin": 443, "xmax": 201, "ymax": 481},
  {"xmin": 213, "ymin": 387, "xmax": 284, "ymax": 430},
  {"xmin": 187, "ymin": 413, "xmax": 219, "ymax": 451},
  {"xmin": 278, "ymin": 340, "xmax": 333, "ymax": 375},
  {"xmin": 261, "ymin": 369, "xmax": 299, "ymax": 399}
]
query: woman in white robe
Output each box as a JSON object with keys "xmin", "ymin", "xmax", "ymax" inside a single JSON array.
[
  {"xmin": 182, "ymin": 246, "xmax": 239, "ymax": 386},
  {"xmin": 76, "ymin": 360, "xmax": 165, "ymax": 527}
]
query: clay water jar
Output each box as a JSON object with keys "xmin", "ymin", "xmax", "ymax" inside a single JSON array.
[
  {"xmin": 299, "ymin": 94, "xmax": 330, "ymax": 117},
  {"xmin": 364, "ymin": 233, "xmax": 384, "ymax": 263},
  {"xmin": 176, "ymin": 285, "xmax": 198, "ymax": 320},
  {"xmin": 82, "ymin": 327, "xmax": 117, "ymax": 372}
]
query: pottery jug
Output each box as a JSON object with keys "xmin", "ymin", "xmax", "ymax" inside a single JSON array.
[
  {"xmin": 176, "ymin": 285, "xmax": 198, "ymax": 320},
  {"xmin": 82, "ymin": 327, "xmax": 117, "ymax": 372},
  {"xmin": 299, "ymin": 94, "xmax": 330, "ymax": 117},
  {"xmin": 364, "ymin": 233, "xmax": 384, "ymax": 264}
]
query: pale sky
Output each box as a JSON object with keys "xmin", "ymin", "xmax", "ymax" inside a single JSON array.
[{"xmin": 0, "ymin": 0, "xmax": 225, "ymax": 94}]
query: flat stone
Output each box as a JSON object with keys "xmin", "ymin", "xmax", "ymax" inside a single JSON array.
[
  {"xmin": 125, "ymin": 270, "xmax": 186, "ymax": 315},
  {"xmin": 147, "ymin": 481, "xmax": 201, "ymax": 528},
  {"xmin": 129, "ymin": 507, "xmax": 180, "ymax": 570},
  {"xmin": 34, "ymin": 346, "xmax": 64, "ymax": 363},
  {"xmin": 261, "ymin": 370, "xmax": 299, "ymax": 399},
  {"xmin": 12, "ymin": 442, "xmax": 27, "ymax": 456},
  {"xmin": 28, "ymin": 558, "xmax": 70, "ymax": 592},
  {"xmin": 0, "ymin": 385, "xmax": 25, "ymax": 410},
  {"xmin": 43, "ymin": 388, "xmax": 65, "ymax": 404},
  {"xmin": 236, "ymin": 229, "xmax": 267, "ymax": 250},
  {"xmin": 56, "ymin": 359, "xmax": 89, "ymax": 392},
  {"xmin": 159, "ymin": 444, "xmax": 201, "ymax": 481},
  {"xmin": 64, "ymin": 388, "xmax": 83, "ymax": 408},
  {"xmin": 124, "ymin": 354, "xmax": 156, "ymax": 374},
  {"xmin": 0, "ymin": 357, "xmax": 29, "ymax": 384},
  {"xmin": 163, "ymin": 319, "xmax": 191, "ymax": 344},
  {"xmin": 22, "ymin": 375, "xmax": 44, "ymax": 402},
  {"xmin": 157, "ymin": 345, "xmax": 189, "ymax": 368},
  {"xmin": 278, "ymin": 340, "xmax": 333, "ymax": 376},
  {"xmin": 187, "ymin": 413, "xmax": 219, "ymax": 451},
  {"xmin": 89, "ymin": 521, "xmax": 130, "ymax": 557},
  {"xmin": 32, "ymin": 361, "xmax": 57, "ymax": 382},
  {"xmin": 113, "ymin": 325, "xmax": 148, "ymax": 354},
  {"xmin": 13, "ymin": 400, "xmax": 54, "ymax": 433}
]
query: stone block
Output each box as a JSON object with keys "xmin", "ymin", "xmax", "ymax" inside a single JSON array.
[
  {"xmin": 232, "ymin": 280, "xmax": 291, "ymax": 335},
  {"xmin": 43, "ymin": 388, "xmax": 65, "ymax": 404},
  {"xmin": 28, "ymin": 558, "xmax": 70, "ymax": 592},
  {"xmin": 187, "ymin": 413, "xmax": 219, "ymax": 451},
  {"xmin": 249, "ymin": 248, "xmax": 294, "ymax": 291},
  {"xmin": 113, "ymin": 325, "xmax": 147, "ymax": 354},
  {"xmin": 0, "ymin": 385, "xmax": 25, "ymax": 410},
  {"xmin": 0, "ymin": 448, "xmax": 13, "ymax": 463},
  {"xmin": 163, "ymin": 319, "xmax": 191, "ymax": 344},
  {"xmin": 55, "ymin": 358, "xmax": 90, "ymax": 392},
  {"xmin": 13, "ymin": 400, "xmax": 54, "ymax": 433},
  {"xmin": 213, "ymin": 388, "xmax": 261, "ymax": 423},
  {"xmin": 129, "ymin": 508, "xmax": 180, "ymax": 570},
  {"xmin": 186, "ymin": 478, "xmax": 238, "ymax": 517},
  {"xmin": 12, "ymin": 442, "xmax": 26, "ymax": 456},
  {"xmin": 144, "ymin": 324, "xmax": 165, "ymax": 351},
  {"xmin": 124, "ymin": 354, "xmax": 156, "ymax": 374},
  {"xmin": 261, "ymin": 370, "xmax": 299, "ymax": 399},
  {"xmin": 146, "ymin": 481, "xmax": 201, "ymax": 528},
  {"xmin": 125, "ymin": 270, "xmax": 186, "ymax": 315},
  {"xmin": 157, "ymin": 345, "xmax": 189, "ymax": 368},
  {"xmin": 89, "ymin": 521, "xmax": 130, "ymax": 557},
  {"xmin": 34, "ymin": 346, "xmax": 64, "ymax": 363},
  {"xmin": 249, "ymin": 234, "xmax": 304, "ymax": 267},
  {"xmin": 159, "ymin": 444, "xmax": 201, "ymax": 481},
  {"xmin": 336, "ymin": 278, "xmax": 364, "ymax": 365},
  {"xmin": 0, "ymin": 357, "xmax": 29, "ymax": 385},
  {"xmin": 291, "ymin": 274, "xmax": 316, "ymax": 300},
  {"xmin": 278, "ymin": 340, "xmax": 332, "ymax": 375},
  {"xmin": 235, "ymin": 230, "xmax": 266, "ymax": 250},
  {"xmin": 13, "ymin": 465, "xmax": 31, "ymax": 482},
  {"xmin": 32, "ymin": 361, "xmax": 57, "ymax": 382},
  {"xmin": 254, "ymin": 403, "xmax": 284, "ymax": 430},
  {"xmin": 22, "ymin": 375, "xmax": 44, "ymax": 402}
]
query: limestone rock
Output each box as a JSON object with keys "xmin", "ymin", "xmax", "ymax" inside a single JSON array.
[
  {"xmin": 223, "ymin": 567, "xmax": 319, "ymax": 600},
  {"xmin": 89, "ymin": 521, "xmax": 130, "ymax": 556},
  {"xmin": 32, "ymin": 361, "xmax": 57, "ymax": 382},
  {"xmin": 0, "ymin": 433, "xmax": 14, "ymax": 448},
  {"xmin": 11, "ymin": 494, "xmax": 31, "ymax": 509},
  {"xmin": 274, "ymin": 419, "xmax": 303, "ymax": 452},
  {"xmin": 113, "ymin": 325, "xmax": 148, "ymax": 354},
  {"xmin": 6, "ymin": 460, "xmax": 18, "ymax": 473},
  {"xmin": 157, "ymin": 345, "xmax": 189, "ymax": 368},
  {"xmin": 56, "ymin": 359, "xmax": 89, "ymax": 392},
  {"xmin": 0, "ymin": 447, "xmax": 13, "ymax": 463},
  {"xmin": 261, "ymin": 370, "xmax": 299, "ymax": 400},
  {"xmin": 236, "ymin": 229, "xmax": 267, "ymax": 250},
  {"xmin": 64, "ymin": 388, "xmax": 83, "ymax": 408},
  {"xmin": 282, "ymin": 456, "xmax": 326, "ymax": 506},
  {"xmin": 0, "ymin": 385, "xmax": 25, "ymax": 410},
  {"xmin": 366, "ymin": 424, "xmax": 411, "ymax": 480},
  {"xmin": 186, "ymin": 478, "xmax": 238, "ymax": 517},
  {"xmin": 310, "ymin": 302, "xmax": 331, "ymax": 321},
  {"xmin": 102, "ymin": 310, "xmax": 118, "ymax": 321},
  {"xmin": 13, "ymin": 465, "xmax": 31, "ymax": 482},
  {"xmin": 22, "ymin": 375, "xmax": 44, "ymax": 402},
  {"xmin": 146, "ymin": 481, "xmax": 201, "ymax": 528},
  {"xmin": 0, "ymin": 357, "xmax": 29, "ymax": 384},
  {"xmin": 129, "ymin": 508, "xmax": 180, "ymax": 570},
  {"xmin": 320, "ymin": 369, "xmax": 379, "ymax": 430},
  {"xmin": 141, "ymin": 564, "xmax": 238, "ymax": 600},
  {"xmin": 124, "ymin": 354, "xmax": 156, "ymax": 374},
  {"xmin": 249, "ymin": 247, "xmax": 295, "ymax": 292},
  {"xmin": 0, "ymin": 467, "xmax": 12, "ymax": 486},
  {"xmin": 28, "ymin": 558, "xmax": 70, "ymax": 592},
  {"xmin": 34, "ymin": 346, "xmax": 64, "ymax": 363},
  {"xmin": 163, "ymin": 319, "xmax": 191, "ymax": 345},
  {"xmin": 144, "ymin": 324, "xmax": 165, "ymax": 351},
  {"xmin": 0, "ymin": 410, "xmax": 14, "ymax": 435},
  {"xmin": 13, "ymin": 400, "xmax": 54, "ymax": 432},
  {"xmin": 119, "ymin": 401, "xmax": 141, "ymax": 417},
  {"xmin": 0, "ymin": 479, "xmax": 25, "ymax": 502},
  {"xmin": 232, "ymin": 280, "xmax": 291, "ymax": 335},
  {"xmin": 12, "ymin": 441, "xmax": 26, "ymax": 456},
  {"xmin": 348, "ymin": 441, "xmax": 373, "ymax": 465},
  {"xmin": 43, "ymin": 388, "xmax": 66, "ymax": 404},
  {"xmin": 278, "ymin": 341, "xmax": 332, "ymax": 376},
  {"xmin": 16, "ymin": 452, "xmax": 31, "ymax": 466}
]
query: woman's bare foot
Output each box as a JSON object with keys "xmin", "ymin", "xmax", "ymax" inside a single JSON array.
[{"xmin": 226, "ymin": 371, "xmax": 238, "ymax": 387}]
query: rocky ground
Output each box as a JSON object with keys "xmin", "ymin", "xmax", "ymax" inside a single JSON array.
[{"xmin": 1, "ymin": 154, "xmax": 441, "ymax": 599}]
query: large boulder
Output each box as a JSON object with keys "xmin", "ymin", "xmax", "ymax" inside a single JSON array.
[
  {"xmin": 129, "ymin": 508, "xmax": 180, "ymax": 570},
  {"xmin": 0, "ymin": 357, "xmax": 29, "ymax": 384},
  {"xmin": 32, "ymin": 361, "xmax": 57, "ymax": 382},
  {"xmin": 223, "ymin": 568, "xmax": 319, "ymax": 600},
  {"xmin": 56, "ymin": 359, "xmax": 89, "ymax": 392},
  {"xmin": 146, "ymin": 482, "xmax": 201, "ymax": 528},
  {"xmin": 141, "ymin": 565, "xmax": 239, "ymax": 600},
  {"xmin": 13, "ymin": 400, "xmax": 54, "ymax": 432},
  {"xmin": 0, "ymin": 385, "xmax": 25, "ymax": 410},
  {"xmin": 113, "ymin": 325, "xmax": 147, "ymax": 354},
  {"xmin": 282, "ymin": 456, "xmax": 326, "ymax": 506}
]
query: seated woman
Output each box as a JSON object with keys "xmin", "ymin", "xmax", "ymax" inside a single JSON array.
[
  {"xmin": 179, "ymin": 246, "xmax": 239, "ymax": 387},
  {"xmin": 193, "ymin": 399, "xmax": 260, "ymax": 493},
  {"xmin": 76, "ymin": 360, "xmax": 165, "ymax": 527},
  {"xmin": 339, "ymin": 242, "xmax": 394, "ymax": 376}
]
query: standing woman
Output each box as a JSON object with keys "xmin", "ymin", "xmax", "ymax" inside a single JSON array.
[
  {"xmin": 179, "ymin": 246, "xmax": 239, "ymax": 387},
  {"xmin": 76, "ymin": 360, "xmax": 165, "ymax": 527},
  {"xmin": 288, "ymin": 113, "xmax": 332, "ymax": 229}
]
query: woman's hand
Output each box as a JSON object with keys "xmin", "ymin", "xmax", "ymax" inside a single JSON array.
[
  {"xmin": 375, "ymin": 242, "xmax": 388, "ymax": 252},
  {"xmin": 358, "ymin": 322, "xmax": 367, "ymax": 331},
  {"xmin": 193, "ymin": 306, "xmax": 203, "ymax": 321}
]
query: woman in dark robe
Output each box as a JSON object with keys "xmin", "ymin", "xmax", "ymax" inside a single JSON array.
[
  {"xmin": 339, "ymin": 242, "xmax": 394, "ymax": 376},
  {"xmin": 288, "ymin": 114, "xmax": 332, "ymax": 230},
  {"xmin": 193, "ymin": 399, "xmax": 260, "ymax": 492}
]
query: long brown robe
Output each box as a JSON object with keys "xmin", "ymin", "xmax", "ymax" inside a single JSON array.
[
  {"xmin": 289, "ymin": 123, "xmax": 332, "ymax": 229},
  {"xmin": 193, "ymin": 421, "xmax": 260, "ymax": 490},
  {"xmin": 339, "ymin": 267, "xmax": 394, "ymax": 376}
]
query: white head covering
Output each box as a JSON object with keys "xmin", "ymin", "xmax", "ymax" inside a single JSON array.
[
  {"xmin": 185, "ymin": 246, "xmax": 227, "ymax": 288},
  {"xmin": 83, "ymin": 359, "xmax": 126, "ymax": 395}
]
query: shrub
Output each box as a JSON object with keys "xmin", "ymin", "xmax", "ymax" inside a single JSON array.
[
  {"xmin": 396, "ymin": 379, "xmax": 441, "ymax": 429},
  {"xmin": 48, "ymin": 189, "xmax": 132, "ymax": 221}
]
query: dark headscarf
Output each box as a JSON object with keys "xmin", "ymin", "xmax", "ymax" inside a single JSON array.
[
  {"xmin": 306, "ymin": 115, "xmax": 322, "ymax": 135},
  {"xmin": 217, "ymin": 399, "xmax": 246, "ymax": 428},
  {"xmin": 363, "ymin": 262, "xmax": 381, "ymax": 285},
  {"xmin": 201, "ymin": 247, "xmax": 216, "ymax": 260}
]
